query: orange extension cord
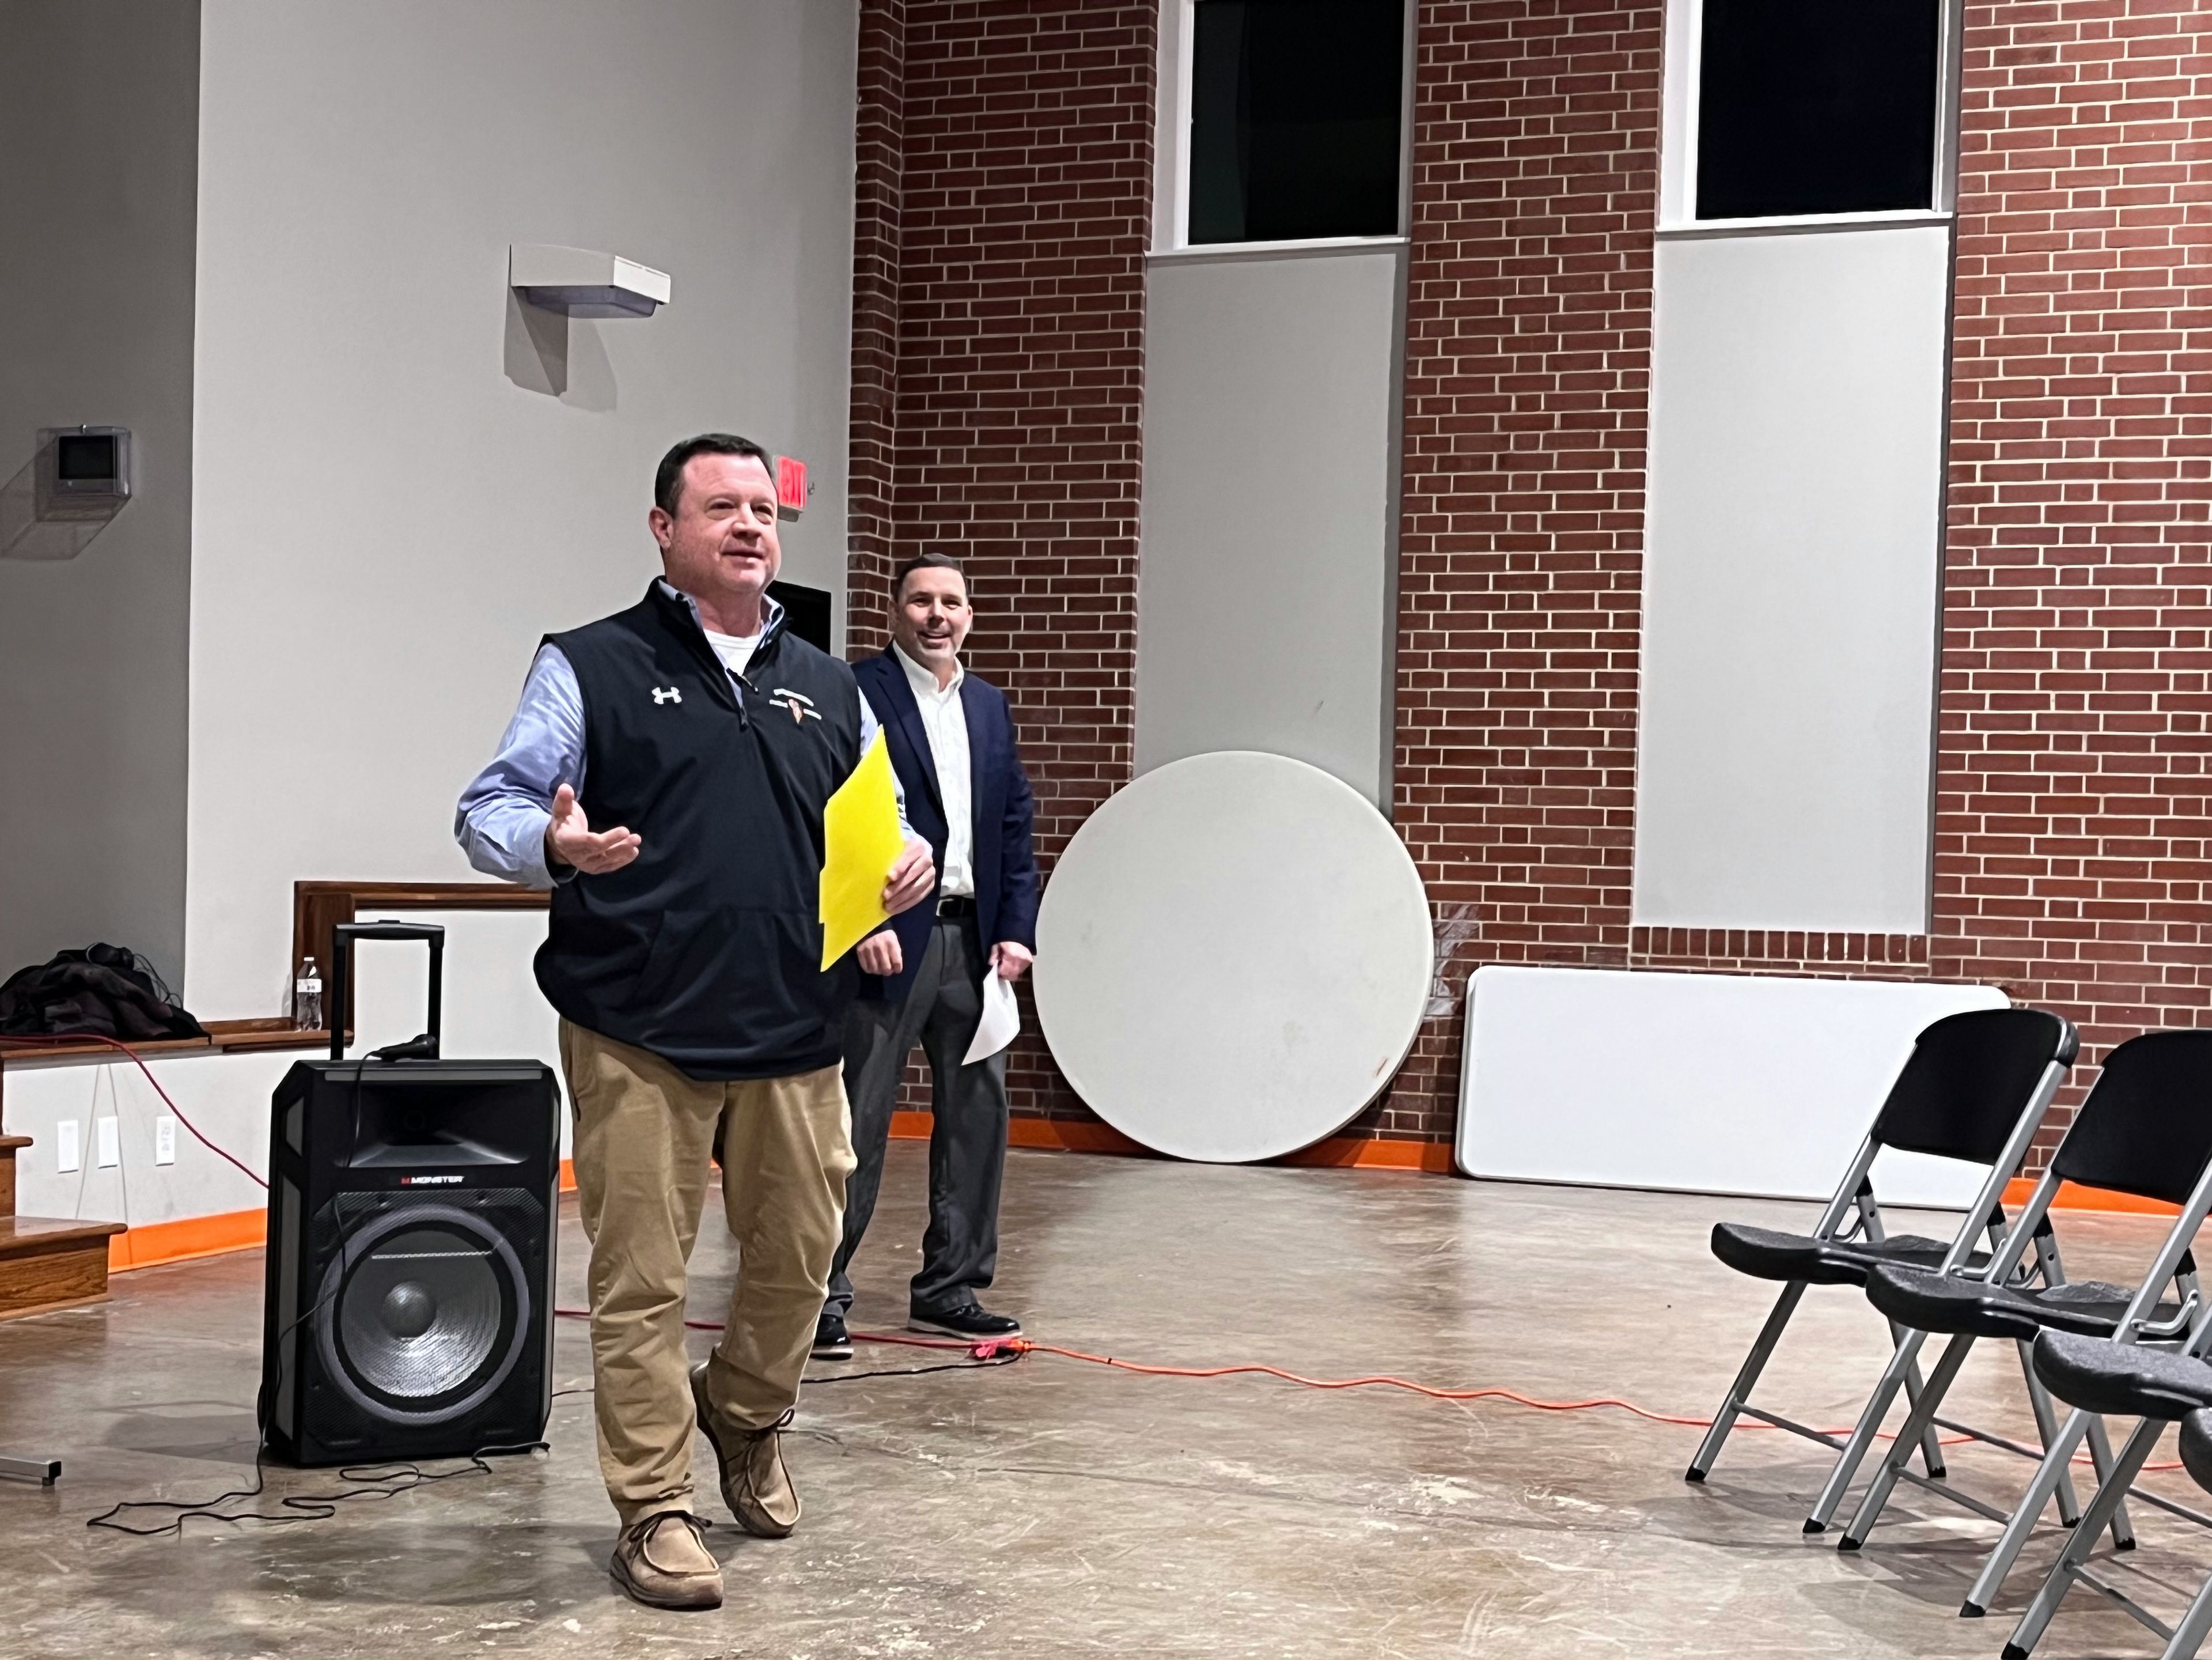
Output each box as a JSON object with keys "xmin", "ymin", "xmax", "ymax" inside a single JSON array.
[
  {"xmin": 7, "ymin": 1033, "xmax": 2180, "ymax": 1468},
  {"xmin": 553, "ymin": 1308, "xmax": 2190, "ymax": 1466}
]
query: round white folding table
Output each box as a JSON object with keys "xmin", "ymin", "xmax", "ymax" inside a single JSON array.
[{"xmin": 1032, "ymin": 751, "xmax": 1432, "ymax": 1163}]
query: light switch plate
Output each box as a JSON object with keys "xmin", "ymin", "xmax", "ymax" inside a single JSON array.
[
  {"xmin": 56, "ymin": 1120, "xmax": 80, "ymax": 1173},
  {"xmin": 96, "ymin": 1117, "xmax": 120, "ymax": 1169},
  {"xmin": 155, "ymin": 1116, "xmax": 177, "ymax": 1166}
]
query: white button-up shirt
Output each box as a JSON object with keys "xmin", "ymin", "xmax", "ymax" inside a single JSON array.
[{"xmin": 895, "ymin": 642, "xmax": 974, "ymax": 898}]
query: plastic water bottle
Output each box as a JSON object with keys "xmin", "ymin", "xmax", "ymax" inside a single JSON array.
[{"xmin": 294, "ymin": 956, "xmax": 324, "ymax": 1031}]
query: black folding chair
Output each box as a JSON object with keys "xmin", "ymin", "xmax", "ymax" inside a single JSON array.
[
  {"xmin": 1687, "ymin": 1007, "xmax": 2077, "ymax": 1512},
  {"xmin": 1994, "ymin": 1329, "xmax": 2212, "ymax": 1660},
  {"xmin": 1840, "ymin": 1030, "xmax": 2212, "ymax": 1619}
]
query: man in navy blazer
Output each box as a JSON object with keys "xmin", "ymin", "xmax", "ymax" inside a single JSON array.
[{"xmin": 816, "ymin": 553, "xmax": 1040, "ymax": 1356}]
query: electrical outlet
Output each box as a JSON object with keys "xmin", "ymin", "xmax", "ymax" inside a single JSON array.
[
  {"xmin": 96, "ymin": 1117, "xmax": 120, "ymax": 1169},
  {"xmin": 155, "ymin": 1116, "xmax": 177, "ymax": 1165},
  {"xmin": 56, "ymin": 1120, "xmax": 80, "ymax": 1173}
]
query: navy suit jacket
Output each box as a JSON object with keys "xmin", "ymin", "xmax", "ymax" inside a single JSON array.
[{"xmin": 854, "ymin": 649, "xmax": 1040, "ymax": 1004}]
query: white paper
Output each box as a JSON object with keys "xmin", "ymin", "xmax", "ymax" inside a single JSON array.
[{"xmin": 963, "ymin": 969, "xmax": 1020, "ymax": 1065}]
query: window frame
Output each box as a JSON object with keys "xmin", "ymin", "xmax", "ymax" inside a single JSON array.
[
  {"xmin": 1152, "ymin": 0, "xmax": 1416, "ymax": 258},
  {"xmin": 1657, "ymin": 0, "xmax": 1964, "ymax": 236}
]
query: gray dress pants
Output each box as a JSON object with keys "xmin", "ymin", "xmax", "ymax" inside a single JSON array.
[{"xmin": 826, "ymin": 916, "xmax": 1009, "ymax": 1318}]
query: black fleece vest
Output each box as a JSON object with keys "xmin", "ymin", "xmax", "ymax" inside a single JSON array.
[{"xmin": 533, "ymin": 582, "xmax": 864, "ymax": 1079}]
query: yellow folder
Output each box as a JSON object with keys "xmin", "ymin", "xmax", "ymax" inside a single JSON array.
[{"xmin": 819, "ymin": 728, "xmax": 906, "ymax": 970}]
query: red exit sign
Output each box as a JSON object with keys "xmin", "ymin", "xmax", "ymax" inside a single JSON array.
[{"xmin": 775, "ymin": 455, "xmax": 807, "ymax": 520}]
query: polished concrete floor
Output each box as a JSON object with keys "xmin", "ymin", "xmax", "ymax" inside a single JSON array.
[{"xmin": 3, "ymin": 1145, "xmax": 2210, "ymax": 1658}]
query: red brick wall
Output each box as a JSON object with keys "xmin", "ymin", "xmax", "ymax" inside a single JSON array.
[
  {"xmin": 1382, "ymin": 0, "xmax": 2212, "ymax": 1153},
  {"xmin": 846, "ymin": 0, "xmax": 1156, "ymax": 1121},
  {"xmin": 850, "ymin": 0, "xmax": 2212, "ymax": 1160},
  {"xmin": 1931, "ymin": 0, "xmax": 2212, "ymax": 1132},
  {"xmin": 847, "ymin": 0, "xmax": 907, "ymax": 654},
  {"xmin": 1376, "ymin": 0, "xmax": 1666, "ymax": 1140}
]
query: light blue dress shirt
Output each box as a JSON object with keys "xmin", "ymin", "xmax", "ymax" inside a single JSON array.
[{"xmin": 454, "ymin": 584, "xmax": 899, "ymax": 888}]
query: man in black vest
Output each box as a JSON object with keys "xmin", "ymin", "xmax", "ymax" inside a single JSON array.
[
  {"xmin": 456, "ymin": 434, "xmax": 934, "ymax": 1610},
  {"xmin": 816, "ymin": 553, "xmax": 1040, "ymax": 1358}
]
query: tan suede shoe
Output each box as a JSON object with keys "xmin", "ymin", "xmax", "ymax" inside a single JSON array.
[
  {"xmin": 608, "ymin": 1510, "xmax": 723, "ymax": 1610},
  {"xmin": 690, "ymin": 1361, "xmax": 801, "ymax": 1538}
]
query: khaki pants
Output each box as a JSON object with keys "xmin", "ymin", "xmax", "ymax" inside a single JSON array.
[{"xmin": 560, "ymin": 1020, "xmax": 855, "ymax": 1525}]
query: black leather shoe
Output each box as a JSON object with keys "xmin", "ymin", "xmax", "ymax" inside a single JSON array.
[
  {"xmin": 812, "ymin": 1311, "xmax": 853, "ymax": 1360},
  {"xmin": 908, "ymin": 1301, "xmax": 1021, "ymax": 1341}
]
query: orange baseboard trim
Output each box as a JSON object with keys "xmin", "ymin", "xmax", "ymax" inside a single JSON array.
[
  {"xmin": 108, "ymin": 1161, "xmax": 577, "ymax": 1275},
  {"xmin": 1278, "ymin": 1137, "xmax": 1458, "ymax": 1174},
  {"xmin": 889, "ymin": 1112, "xmax": 1452, "ymax": 1172},
  {"xmin": 2003, "ymin": 1176, "xmax": 2179, "ymax": 1217},
  {"xmin": 109, "ymin": 1208, "xmax": 266, "ymax": 1273}
]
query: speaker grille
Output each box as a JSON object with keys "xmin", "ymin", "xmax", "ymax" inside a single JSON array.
[
  {"xmin": 338, "ymin": 1225, "xmax": 506, "ymax": 1399},
  {"xmin": 313, "ymin": 1202, "xmax": 533, "ymax": 1427}
]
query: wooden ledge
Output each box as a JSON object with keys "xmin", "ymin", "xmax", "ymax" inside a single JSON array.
[
  {"xmin": 1, "ymin": 1019, "xmax": 336, "ymax": 1066},
  {"xmin": 1, "ymin": 1214, "xmax": 127, "ymax": 1247}
]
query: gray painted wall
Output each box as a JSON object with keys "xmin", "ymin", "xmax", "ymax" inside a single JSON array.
[
  {"xmin": 1135, "ymin": 247, "xmax": 1402, "ymax": 804},
  {"xmin": 185, "ymin": 0, "xmax": 861, "ymax": 1016},
  {"xmin": 0, "ymin": 0, "xmax": 199, "ymax": 991},
  {"xmin": 1633, "ymin": 224, "xmax": 1952, "ymax": 932}
]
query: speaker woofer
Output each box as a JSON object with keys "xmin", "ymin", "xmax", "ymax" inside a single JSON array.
[{"xmin": 315, "ymin": 1203, "xmax": 531, "ymax": 1427}]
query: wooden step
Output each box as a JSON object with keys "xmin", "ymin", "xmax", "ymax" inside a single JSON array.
[
  {"xmin": 0, "ymin": 1214, "xmax": 127, "ymax": 1321},
  {"xmin": 0, "ymin": 1135, "xmax": 27, "ymax": 1223}
]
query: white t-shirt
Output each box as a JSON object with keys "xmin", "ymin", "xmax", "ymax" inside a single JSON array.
[{"xmin": 703, "ymin": 628, "xmax": 762, "ymax": 679}]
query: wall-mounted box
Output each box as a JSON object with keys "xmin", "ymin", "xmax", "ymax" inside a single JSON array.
[
  {"xmin": 38, "ymin": 426, "xmax": 131, "ymax": 518},
  {"xmin": 509, "ymin": 244, "xmax": 671, "ymax": 318}
]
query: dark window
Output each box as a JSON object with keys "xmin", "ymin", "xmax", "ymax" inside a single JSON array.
[
  {"xmin": 1696, "ymin": 0, "xmax": 1942, "ymax": 220},
  {"xmin": 1188, "ymin": 0, "xmax": 1405, "ymax": 245}
]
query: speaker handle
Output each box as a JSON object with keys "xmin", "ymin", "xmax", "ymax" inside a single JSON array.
[{"xmin": 328, "ymin": 921, "xmax": 445, "ymax": 1062}]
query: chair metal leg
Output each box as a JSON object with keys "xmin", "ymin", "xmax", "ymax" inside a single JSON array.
[
  {"xmin": 1808, "ymin": 1324, "xmax": 1930, "ymax": 1532},
  {"xmin": 1842, "ymin": 1332, "xmax": 1976, "ymax": 1548},
  {"xmin": 1899, "ymin": 1321, "xmax": 1949, "ymax": 1481},
  {"xmin": 1688, "ymin": 1281, "xmax": 1806, "ymax": 1481},
  {"xmin": 1960, "ymin": 1405, "xmax": 2097, "ymax": 1617},
  {"xmin": 1998, "ymin": 1416, "xmax": 2163, "ymax": 1653},
  {"xmin": 2081, "ymin": 1412, "xmax": 2136, "ymax": 1551},
  {"xmin": 2016, "ymin": 1338, "xmax": 2085, "ymax": 1527},
  {"xmin": 2155, "ymin": 1564, "xmax": 2212, "ymax": 1660}
]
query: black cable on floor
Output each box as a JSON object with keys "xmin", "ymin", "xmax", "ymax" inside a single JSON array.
[
  {"xmin": 86, "ymin": 1442, "xmax": 548, "ymax": 1538},
  {"xmin": 805, "ymin": 1352, "xmax": 1025, "ymax": 1385}
]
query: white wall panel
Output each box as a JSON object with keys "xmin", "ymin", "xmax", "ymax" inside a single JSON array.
[
  {"xmin": 1457, "ymin": 965, "xmax": 2008, "ymax": 1205},
  {"xmin": 1135, "ymin": 247, "xmax": 1400, "ymax": 804},
  {"xmin": 1634, "ymin": 224, "xmax": 1952, "ymax": 932},
  {"xmin": 185, "ymin": 0, "xmax": 859, "ymax": 1017}
]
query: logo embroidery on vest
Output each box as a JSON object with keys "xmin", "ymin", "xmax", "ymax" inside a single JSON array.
[
  {"xmin": 651, "ymin": 686, "xmax": 682, "ymax": 705},
  {"xmin": 768, "ymin": 688, "xmax": 820, "ymax": 724}
]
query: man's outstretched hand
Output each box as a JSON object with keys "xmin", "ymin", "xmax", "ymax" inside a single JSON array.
[
  {"xmin": 882, "ymin": 839, "xmax": 936, "ymax": 916},
  {"xmin": 544, "ymin": 784, "xmax": 642, "ymax": 875}
]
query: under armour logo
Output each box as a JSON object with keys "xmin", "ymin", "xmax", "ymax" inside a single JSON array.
[{"xmin": 651, "ymin": 686, "xmax": 681, "ymax": 705}]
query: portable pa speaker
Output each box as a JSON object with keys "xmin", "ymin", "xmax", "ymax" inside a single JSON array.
[{"xmin": 260, "ymin": 922, "xmax": 561, "ymax": 1466}]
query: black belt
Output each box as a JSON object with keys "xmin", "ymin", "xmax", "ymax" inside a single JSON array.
[{"xmin": 936, "ymin": 895, "xmax": 976, "ymax": 918}]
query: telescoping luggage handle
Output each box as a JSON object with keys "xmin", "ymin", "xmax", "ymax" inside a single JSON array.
[{"xmin": 327, "ymin": 920, "xmax": 445, "ymax": 1062}]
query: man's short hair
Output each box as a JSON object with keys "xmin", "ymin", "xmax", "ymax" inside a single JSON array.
[
  {"xmin": 894, "ymin": 552, "xmax": 969, "ymax": 599},
  {"xmin": 654, "ymin": 433, "xmax": 772, "ymax": 516}
]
